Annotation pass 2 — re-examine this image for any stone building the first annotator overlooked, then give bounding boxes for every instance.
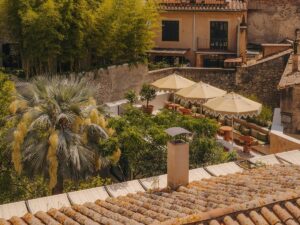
[248,0,300,44]
[278,41,300,134]
[149,0,248,67]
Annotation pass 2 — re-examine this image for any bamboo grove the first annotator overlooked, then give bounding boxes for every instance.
[0,0,159,78]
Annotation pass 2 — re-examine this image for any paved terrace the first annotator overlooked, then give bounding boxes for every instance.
[1,150,300,224]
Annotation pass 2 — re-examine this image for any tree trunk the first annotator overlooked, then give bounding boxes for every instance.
[52,173,64,195]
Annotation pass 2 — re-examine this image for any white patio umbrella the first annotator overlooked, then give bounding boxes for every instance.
[203,92,262,148]
[151,73,195,92]
[175,81,227,104]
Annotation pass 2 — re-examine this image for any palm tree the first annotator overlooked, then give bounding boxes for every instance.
[9,76,120,194]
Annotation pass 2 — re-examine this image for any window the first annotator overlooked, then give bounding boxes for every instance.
[2,43,21,68]
[162,20,179,42]
[210,21,228,50]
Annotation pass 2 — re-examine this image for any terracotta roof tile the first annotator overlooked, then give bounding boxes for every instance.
[3,164,300,224]
[158,0,247,12]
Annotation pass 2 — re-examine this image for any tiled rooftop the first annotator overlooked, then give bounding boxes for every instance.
[1,150,300,224]
[158,0,247,12]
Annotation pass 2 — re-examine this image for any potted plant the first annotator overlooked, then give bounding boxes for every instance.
[140,84,156,114]
[124,90,138,105]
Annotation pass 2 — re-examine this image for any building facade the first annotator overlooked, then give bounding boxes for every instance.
[248,0,300,44]
[278,41,300,134]
[150,0,248,67]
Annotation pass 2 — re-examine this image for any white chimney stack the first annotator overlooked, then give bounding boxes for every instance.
[167,141,189,189]
[165,127,191,190]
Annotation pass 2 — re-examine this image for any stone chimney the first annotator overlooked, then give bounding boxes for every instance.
[292,39,300,73]
[293,40,300,73]
[292,54,299,73]
[165,127,190,190]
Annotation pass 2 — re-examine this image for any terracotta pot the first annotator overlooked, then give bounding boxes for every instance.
[142,105,154,115]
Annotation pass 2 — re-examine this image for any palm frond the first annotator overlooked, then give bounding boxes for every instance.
[88,124,109,139]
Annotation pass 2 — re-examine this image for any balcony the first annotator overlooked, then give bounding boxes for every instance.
[197,37,228,51]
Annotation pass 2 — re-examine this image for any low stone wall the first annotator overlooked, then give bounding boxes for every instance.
[269,108,300,153]
[84,64,148,104]
[269,132,300,154]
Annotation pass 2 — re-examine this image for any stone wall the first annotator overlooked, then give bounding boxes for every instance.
[148,67,237,91]
[280,81,300,134]
[84,64,148,104]
[89,65,237,104]
[235,51,291,108]
[248,0,300,43]
[86,51,290,108]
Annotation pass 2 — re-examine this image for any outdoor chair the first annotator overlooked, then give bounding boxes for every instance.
[178,107,192,115]
[164,101,172,109]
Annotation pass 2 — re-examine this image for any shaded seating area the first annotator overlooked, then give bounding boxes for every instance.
[164,100,206,118]
[203,92,263,154]
[218,117,269,153]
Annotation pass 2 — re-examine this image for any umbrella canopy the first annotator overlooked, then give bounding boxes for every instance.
[203,92,262,118]
[175,81,227,103]
[151,74,195,92]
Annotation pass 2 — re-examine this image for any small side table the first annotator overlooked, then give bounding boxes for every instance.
[239,135,254,153]
[220,126,233,142]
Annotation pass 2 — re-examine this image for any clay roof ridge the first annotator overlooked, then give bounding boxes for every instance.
[158,190,300,225]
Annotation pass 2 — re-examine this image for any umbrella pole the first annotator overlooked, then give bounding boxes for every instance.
[231,117,234,150]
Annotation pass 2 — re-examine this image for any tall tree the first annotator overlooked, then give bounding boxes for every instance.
[3,0,159,75]
[59,0,91,72]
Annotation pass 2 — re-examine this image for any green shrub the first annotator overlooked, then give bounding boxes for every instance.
[245,94,273,127]
[124,90,138,105]
[108,108,231,180]
[0,72,14,124]
[140,84,156,108]
[148,61,172,71]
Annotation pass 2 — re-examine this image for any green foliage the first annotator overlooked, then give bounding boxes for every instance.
[0,172,49,204]
[140,84,156,107]
[153,109,219,138]
[2,0,159,77]
[0,72,15,124]
[109,107,233,180]
[0,171,111,204]
[98,137,120,158]
[64,176,111,193]
[148,61,172,71]
[0,72,15,170]
[9,76,116,193]
[246,94,273,127]
[190,138,236,167]
[124,90,138,105]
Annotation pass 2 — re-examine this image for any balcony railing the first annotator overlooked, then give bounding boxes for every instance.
[197,37,228,50]
[210,39,228,50]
